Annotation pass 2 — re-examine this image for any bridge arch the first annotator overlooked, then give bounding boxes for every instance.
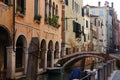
[56,52,113,68]
[62,54,105,68]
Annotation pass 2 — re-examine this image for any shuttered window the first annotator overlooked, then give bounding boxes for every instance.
[73,21,76,32]
[34,0,38,16]
[86,20,88,28]
[82,8,84,17]
[65,0,68,5]
[73,21,81,32]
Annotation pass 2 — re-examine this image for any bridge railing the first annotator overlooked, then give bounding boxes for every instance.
[79,73,91,80]
[87,59,116,80]
[78,59,116,80]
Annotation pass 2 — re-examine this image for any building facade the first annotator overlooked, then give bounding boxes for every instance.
[62,0,84,55]
[83,5,104,52]
[0,0,63,79]
[87,1,113,53]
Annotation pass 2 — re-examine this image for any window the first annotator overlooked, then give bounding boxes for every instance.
[84,34,86,42]
[55,5,58,16]
[99,10,104,16]
[82,8,84,17]
[91,11,95,15]
[3,0,11,5]
[52,2,55,17]
[34,0,41,22]
[73,21,76,32]
[34,0,39,19]
[45,0,48,21]
[73,21,81,32]
[49,0,52,17]
[65,0,68,5]
[72,0,74,10]
[16,0,26,14]
[86,20,88,28]
[74,2,80,14]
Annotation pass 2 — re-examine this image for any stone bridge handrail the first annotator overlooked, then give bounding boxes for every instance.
[56,52,113,67]
[79,73,91,80]
[86,59,116,80]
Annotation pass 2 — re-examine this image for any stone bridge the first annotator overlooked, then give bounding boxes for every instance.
[53,52,116,80]
[55,52,113,67]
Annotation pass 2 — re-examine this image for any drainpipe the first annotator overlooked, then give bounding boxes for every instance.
[13,0,15,52]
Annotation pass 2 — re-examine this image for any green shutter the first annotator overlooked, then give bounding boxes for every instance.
[34,0,38,16]
[82,8,84,17]
[73,21,76,32]
[24,0,26,14]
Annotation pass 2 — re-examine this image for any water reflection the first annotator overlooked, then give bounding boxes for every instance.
[17,72,69,80]
[37,72,69,80]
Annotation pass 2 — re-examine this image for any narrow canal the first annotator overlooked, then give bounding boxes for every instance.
[17,71,70,80]
[17,57,100,80]
[37,72,69,80]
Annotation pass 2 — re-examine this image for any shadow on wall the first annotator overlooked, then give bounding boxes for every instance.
[26,37,39,80]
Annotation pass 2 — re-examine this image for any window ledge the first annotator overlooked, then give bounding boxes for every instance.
[34,20,41,24]
[16,12,25,18]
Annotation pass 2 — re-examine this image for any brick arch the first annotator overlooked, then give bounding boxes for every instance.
[15,35,27,72]
[0,26,12,71]
[0,25,12,46]
[54,41,59,59]
[39,39,46,69]
[47,40,53,67]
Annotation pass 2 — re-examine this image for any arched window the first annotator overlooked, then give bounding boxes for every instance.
[55,5,58,16]
[49,0,52,17]
[45,0,49,21]
[52,2,55,17]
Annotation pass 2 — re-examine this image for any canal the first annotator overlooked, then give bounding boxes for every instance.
[37,72,69,80]
[17,58,100,80]
[17,71,70,80]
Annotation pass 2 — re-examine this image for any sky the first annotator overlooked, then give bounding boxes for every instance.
[83,0,120,20]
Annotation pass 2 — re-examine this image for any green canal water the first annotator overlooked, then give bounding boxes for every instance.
[17,72,69,80]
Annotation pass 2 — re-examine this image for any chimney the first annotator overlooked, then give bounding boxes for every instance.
[98,1,101,7]
[104,1,109,7]
[111,2,113,8]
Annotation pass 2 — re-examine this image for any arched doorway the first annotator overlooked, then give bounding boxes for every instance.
[39,39,46,69]
[47,40,53,67]
[0,26,11,71]
[15,35,27,72]
[54,41,59,59]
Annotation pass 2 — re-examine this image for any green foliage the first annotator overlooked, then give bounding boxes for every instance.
[47,15,60,28]
[16,6,22,11]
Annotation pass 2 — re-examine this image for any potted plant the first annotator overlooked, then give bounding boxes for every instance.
[16,6,22,14]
